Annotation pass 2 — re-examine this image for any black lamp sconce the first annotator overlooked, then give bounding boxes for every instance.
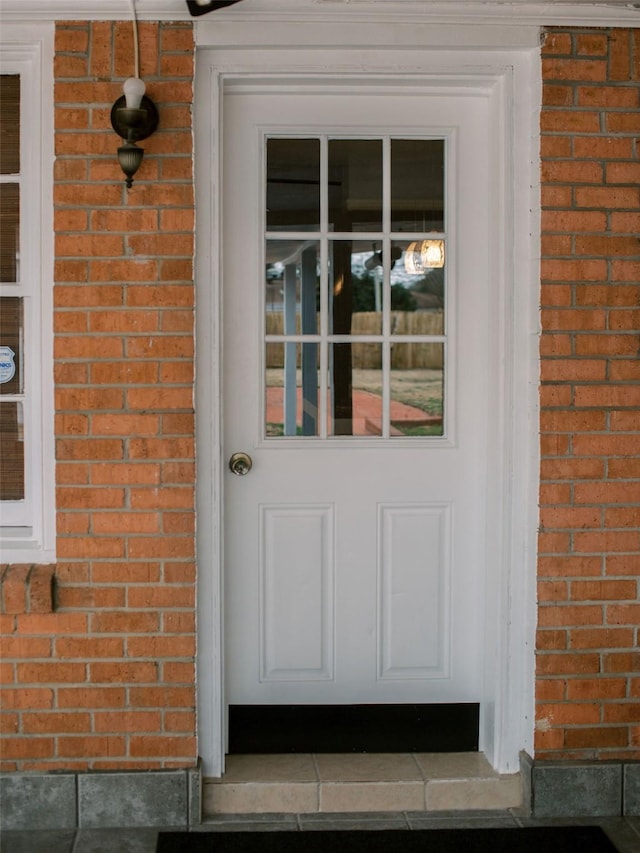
[110,77,159,188]
[186,0,244,15]
[110,0,243,186]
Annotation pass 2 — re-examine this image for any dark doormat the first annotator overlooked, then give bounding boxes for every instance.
[156,826,618,853]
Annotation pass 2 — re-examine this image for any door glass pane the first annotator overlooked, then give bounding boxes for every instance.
[392,238,445,329]
[0,184,20,283]
[0,297,23,395]
[266,343,320,437]
[329,343,382,437]
[266,240,319,335]
[0,76,20,174]
[266,139,320,232]
[391,139,444,232]
[390,343,444,437]
[328,139,382,232]
[0,402,24,500]
[330,240,383,335]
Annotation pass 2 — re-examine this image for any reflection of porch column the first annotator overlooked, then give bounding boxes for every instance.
[283,263,297,436]
[331,240,353,435]
[301,247,318,436]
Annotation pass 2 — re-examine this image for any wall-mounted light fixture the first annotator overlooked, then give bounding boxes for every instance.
[404,239,445,274]
[110,77,159,188]
[186,0,244,15]
[110,1,159,188]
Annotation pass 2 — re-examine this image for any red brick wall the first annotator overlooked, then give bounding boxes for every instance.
[1,21,197,771]
[1,22,638,773]
[536,28,640,761]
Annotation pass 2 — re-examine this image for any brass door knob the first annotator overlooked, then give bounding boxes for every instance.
[229,451,252,476]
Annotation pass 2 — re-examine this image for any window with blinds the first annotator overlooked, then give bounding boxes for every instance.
[1,25,55,561]
[0,75,25,503]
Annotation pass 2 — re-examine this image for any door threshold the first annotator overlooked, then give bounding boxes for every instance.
[203,752,522,815]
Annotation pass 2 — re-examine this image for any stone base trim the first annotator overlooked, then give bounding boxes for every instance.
[3,758,638,826]
[0,763,201,829]
[523,757,640,818]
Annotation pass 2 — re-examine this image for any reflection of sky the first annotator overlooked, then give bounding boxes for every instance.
[267,252,428,289]
[351,251,420,288]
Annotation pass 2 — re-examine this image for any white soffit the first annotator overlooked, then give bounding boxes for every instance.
[1,0,640,24]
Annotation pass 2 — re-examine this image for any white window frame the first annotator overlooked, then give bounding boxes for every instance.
[0,23,55,563]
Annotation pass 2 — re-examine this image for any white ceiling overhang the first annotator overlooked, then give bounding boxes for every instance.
[1,0,639,23]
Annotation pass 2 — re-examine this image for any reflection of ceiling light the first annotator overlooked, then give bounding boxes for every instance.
[404,239,445,274]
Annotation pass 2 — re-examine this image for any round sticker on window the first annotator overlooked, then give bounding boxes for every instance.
[0,347,16,384]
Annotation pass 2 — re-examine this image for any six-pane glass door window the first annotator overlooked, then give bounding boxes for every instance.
[264,137,445,439]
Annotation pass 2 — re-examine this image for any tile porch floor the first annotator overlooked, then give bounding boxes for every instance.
[2,812,639,852]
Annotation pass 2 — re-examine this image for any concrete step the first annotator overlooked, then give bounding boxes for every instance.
[203,753,522,815]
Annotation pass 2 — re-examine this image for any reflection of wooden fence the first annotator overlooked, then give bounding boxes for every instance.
[266,311,444,369]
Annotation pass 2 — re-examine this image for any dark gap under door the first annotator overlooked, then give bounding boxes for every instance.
[228,703,479,753]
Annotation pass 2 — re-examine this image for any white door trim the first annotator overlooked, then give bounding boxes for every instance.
[195,31,541,779]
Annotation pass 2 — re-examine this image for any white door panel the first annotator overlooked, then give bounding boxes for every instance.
[223,87,491,707]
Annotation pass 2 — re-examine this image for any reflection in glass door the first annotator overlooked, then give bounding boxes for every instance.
[264,137,446,439]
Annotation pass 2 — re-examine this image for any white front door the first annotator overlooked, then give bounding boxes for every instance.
[223,84,493,710]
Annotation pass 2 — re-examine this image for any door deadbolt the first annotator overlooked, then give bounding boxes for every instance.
[229,451,252,476]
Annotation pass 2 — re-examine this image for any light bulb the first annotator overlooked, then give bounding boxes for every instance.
[123,77,146,110]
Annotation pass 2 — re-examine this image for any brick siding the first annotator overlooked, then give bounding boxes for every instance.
[1,566,54,615]
[1,20,196,771]
[536,27,640,761]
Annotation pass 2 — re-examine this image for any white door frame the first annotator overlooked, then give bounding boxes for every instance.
[195,19,541,779]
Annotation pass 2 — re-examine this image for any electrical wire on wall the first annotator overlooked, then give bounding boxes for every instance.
[130,0,140,79]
